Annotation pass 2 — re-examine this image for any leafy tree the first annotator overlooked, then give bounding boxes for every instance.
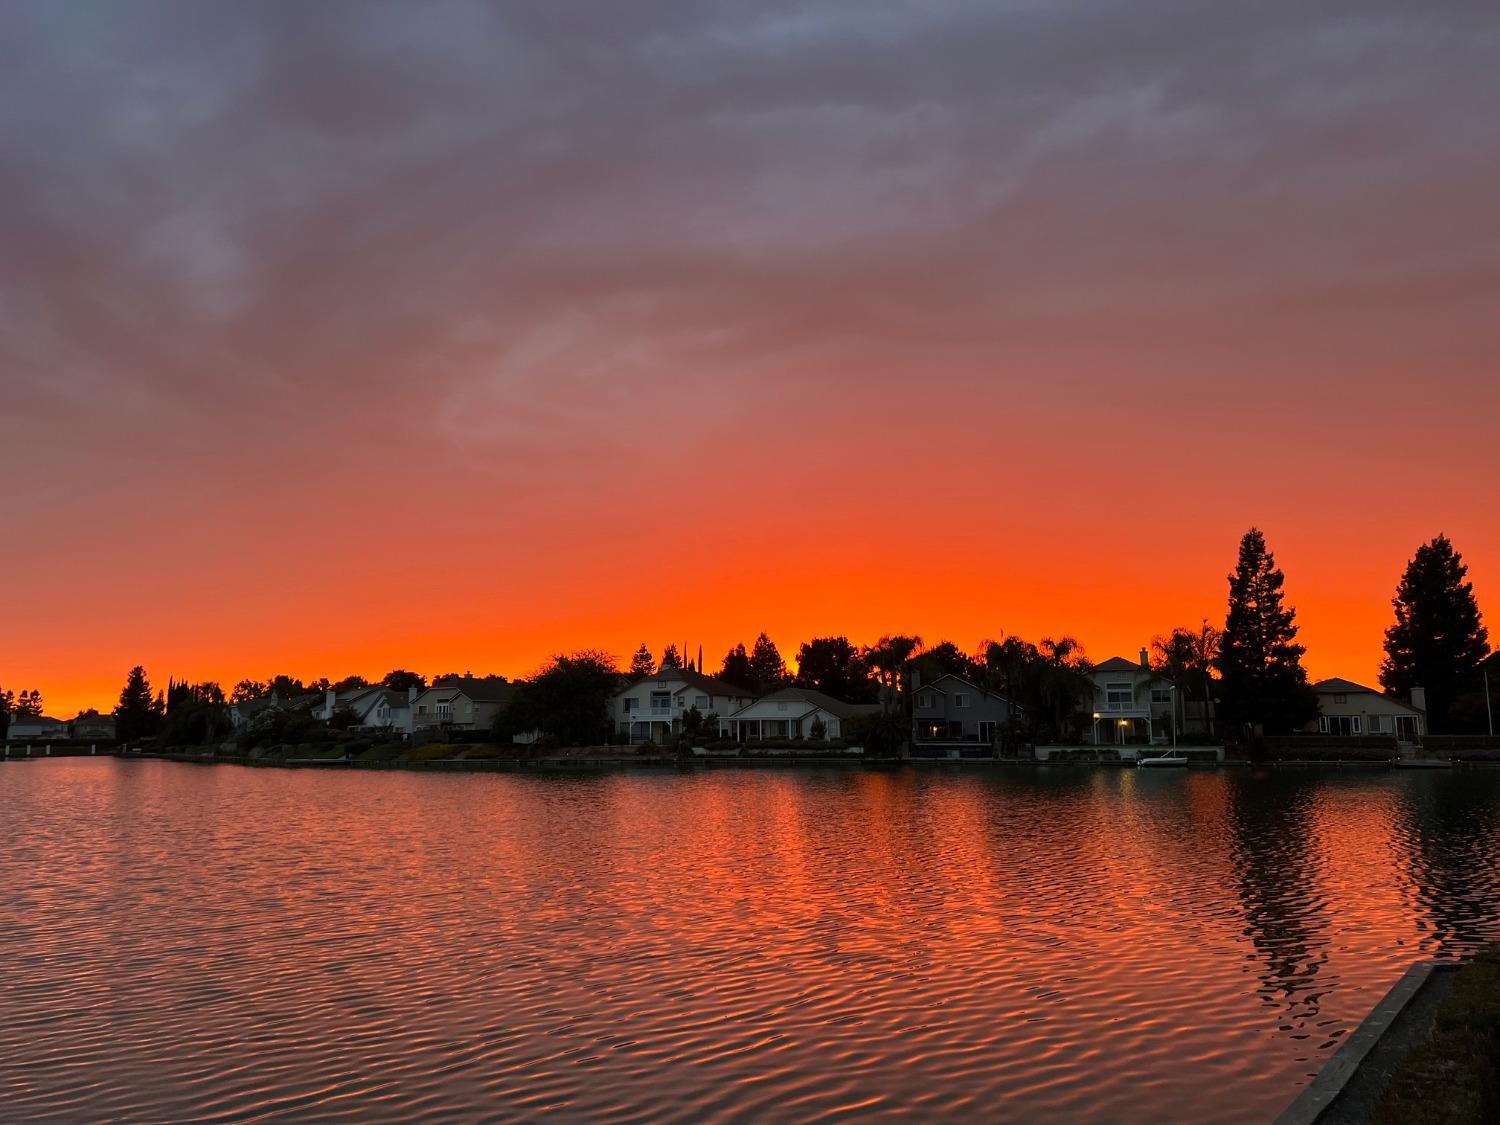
[307,677,333,694]
[497,651,619,747]
[0,687,12,739]
[13,688,43,718]
[1380,535,1490,733]
[717,644,757,692]
[847,710,908,758]
[380,669,426,692]
[793,636,877,702]
[910,639,976,686]
[1217,528,1318,735]
[331,675,369,693]
[748,632,790,692]
[231,679,267,703]
[629,644,656,678]
[160,681,231,746]
[266,675,307,698]
[115,666,163,742]
[659,644,683,670]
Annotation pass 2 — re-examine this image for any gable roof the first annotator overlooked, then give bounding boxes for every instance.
[1093,656,1148,674]
[432,676,515,704]
[1313,678,1425,713]
[732,687,881,720]
[919,673,1013,704]
[622,667,754,700]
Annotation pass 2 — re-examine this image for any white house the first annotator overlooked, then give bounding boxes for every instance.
[1309,678,1425,741]
[6,715,69,740]
[613,668,757,743]
[721,687,880,742]
[1086,651,1176,746]
[313,686,417,734]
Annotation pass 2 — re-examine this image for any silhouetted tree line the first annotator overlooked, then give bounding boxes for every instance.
[25,528,1490,752]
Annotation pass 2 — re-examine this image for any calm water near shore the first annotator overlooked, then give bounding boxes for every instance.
[4,760,1500,1123]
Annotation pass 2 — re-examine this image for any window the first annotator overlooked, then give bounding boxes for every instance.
[695,695,709,709]
[1151,688,1172,705]
[437,702,451,717]
[955,693,970,709]
[650,692,671,711]
[916,693,933,709]
[623,698,636,714]
[777,702,787,712]
[1106,683,1133,708]
[1334,694,1347,704]
[1367,715,1384,733]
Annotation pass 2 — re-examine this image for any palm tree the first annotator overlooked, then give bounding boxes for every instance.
[1037,636,1092,741]
[863,634,923,715]
[1153,621,1222,737]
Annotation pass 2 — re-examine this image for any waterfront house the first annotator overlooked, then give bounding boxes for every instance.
[1086,651,1176,745]
[614,667,756,743]
[721,687,879,742]
[1307,678,1425,741]
[410,676,515,737]
[313,686,415,733]
[227,692,319,730]
[70,710,116,741]
[910,672,1018,755]
[7,715,69,740]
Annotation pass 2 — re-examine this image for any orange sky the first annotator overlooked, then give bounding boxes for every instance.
[2,2,1497,717]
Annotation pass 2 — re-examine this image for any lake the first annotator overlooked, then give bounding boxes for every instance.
[3,759,1500,1122]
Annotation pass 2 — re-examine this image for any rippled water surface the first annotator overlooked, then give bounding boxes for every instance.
[5,760,1500,1122]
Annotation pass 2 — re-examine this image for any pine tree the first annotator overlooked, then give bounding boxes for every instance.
[1380,535,1490,733]
[1216,528,1318,735]
[659,644,682,670]
[628,644,655,678]
[115,666,162,742]
[748,632,789,692]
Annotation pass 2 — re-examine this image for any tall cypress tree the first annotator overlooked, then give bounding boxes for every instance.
[1216,528,1318,734]
[1380,535,1490,733]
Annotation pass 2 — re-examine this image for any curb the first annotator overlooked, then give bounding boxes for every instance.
[1274,960,1458,1125]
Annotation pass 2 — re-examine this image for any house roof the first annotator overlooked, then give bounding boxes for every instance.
[918,672,1014,705]
[732,687,881,720]
[429,676,515,704]
[1313,678,1425,713]
[1093,656,1148,674]
[624,668,754,700]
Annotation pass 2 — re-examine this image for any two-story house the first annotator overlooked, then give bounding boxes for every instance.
[1087,651,1175,746]
[614,668,756,743]
[410,676,515,737]
[910,672,1018,756]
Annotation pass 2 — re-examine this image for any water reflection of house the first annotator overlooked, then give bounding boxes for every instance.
[1084,651,1176,745]
[910,672,1017,756]
[1308,678,1425,742]
[721,688,878,742]
[613,668,755,744]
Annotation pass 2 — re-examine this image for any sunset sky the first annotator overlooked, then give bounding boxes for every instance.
[4,1,1497,716]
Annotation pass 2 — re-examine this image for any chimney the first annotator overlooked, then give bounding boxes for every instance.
[1411,686,1427,713]
[407,685,418,704]
[1139,647,1150,669]
[325,688,336,715]
[911,668,921,692]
